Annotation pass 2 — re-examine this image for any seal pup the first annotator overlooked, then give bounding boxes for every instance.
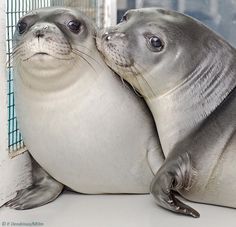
[5,7,164,210]
[96,8,236,217]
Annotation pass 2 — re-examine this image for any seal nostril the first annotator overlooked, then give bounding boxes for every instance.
[106,35,111,41]
[102,32,126,42]
[102,32,111,42]
[43,25,49,30]
[34,30,45,38]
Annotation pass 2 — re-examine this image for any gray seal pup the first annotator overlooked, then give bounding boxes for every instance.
[96,8,236,217]
[5,7,164,210]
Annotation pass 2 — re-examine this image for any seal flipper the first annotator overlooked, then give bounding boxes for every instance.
[5,157,64,210]
[150,153,200,218]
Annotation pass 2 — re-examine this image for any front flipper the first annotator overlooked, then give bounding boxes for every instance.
[5,157,64,210]
[150,153,200,218]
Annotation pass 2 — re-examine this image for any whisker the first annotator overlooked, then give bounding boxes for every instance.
[72,47,102,68]
[6,49,22,67]
[109,59,130,89]
[114,62,143,98]
[114,54,140,92]
[71,50,97,73]
[72,48,100,64]
[129,81,143,97]
[91,35,99,40]
[12,42,25,53]
[71,43,93,53]
[134,75,149,100]
[113,56,146,97]
[125,68,144,98]
[120,75,128,88]
[132,62,156,98]
[6,43,25,66]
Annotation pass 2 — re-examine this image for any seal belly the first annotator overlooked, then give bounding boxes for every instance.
[15,75,155,194]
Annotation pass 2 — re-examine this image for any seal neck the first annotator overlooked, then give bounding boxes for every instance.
[15,49,107,94]
[149,40,236,153]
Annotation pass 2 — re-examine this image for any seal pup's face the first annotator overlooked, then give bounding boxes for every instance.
[13,7,97,91]
[96,8,225,98]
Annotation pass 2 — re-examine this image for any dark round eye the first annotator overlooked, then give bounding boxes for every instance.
[148,36,164,51]
[67,20,81,34]
[17,21,27,34]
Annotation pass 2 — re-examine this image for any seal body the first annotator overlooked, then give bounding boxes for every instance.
[96,8,236,217]
[6,7,164,209]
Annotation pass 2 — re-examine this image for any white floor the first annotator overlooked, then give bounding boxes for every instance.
[1,191,236,227]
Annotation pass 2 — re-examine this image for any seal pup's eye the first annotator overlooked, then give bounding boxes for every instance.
[17,21,27,34]
[148,36,164,52]
[67,20,81,34]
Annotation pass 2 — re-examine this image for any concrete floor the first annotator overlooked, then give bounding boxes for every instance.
[1,191,236,227]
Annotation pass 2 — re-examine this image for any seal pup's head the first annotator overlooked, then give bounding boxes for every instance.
[13,7,98,91]
[96,8,236,98]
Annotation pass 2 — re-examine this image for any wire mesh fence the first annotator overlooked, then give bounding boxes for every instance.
[6,0,106,155]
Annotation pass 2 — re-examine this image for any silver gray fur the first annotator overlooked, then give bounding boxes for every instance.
[96,8,236,218]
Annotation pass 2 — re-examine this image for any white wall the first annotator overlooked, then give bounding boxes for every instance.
[104,0,117,27]
[0,0,32,207]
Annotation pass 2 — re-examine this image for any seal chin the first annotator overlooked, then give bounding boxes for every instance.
[15,50,77,88]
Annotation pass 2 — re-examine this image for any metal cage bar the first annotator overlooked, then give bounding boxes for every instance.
[0,0,7,155]
[0,0,32,208]
[6,0,53,155]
